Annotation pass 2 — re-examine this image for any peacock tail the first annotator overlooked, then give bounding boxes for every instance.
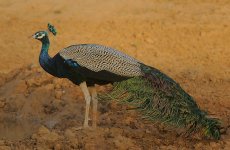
[99,63,221,140]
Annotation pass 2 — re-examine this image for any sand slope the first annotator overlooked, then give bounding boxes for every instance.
[0,0,229,149]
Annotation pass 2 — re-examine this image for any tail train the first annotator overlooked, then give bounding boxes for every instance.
[100,63,221,139]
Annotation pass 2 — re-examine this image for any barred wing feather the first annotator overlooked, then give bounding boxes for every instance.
[59,44,143,77]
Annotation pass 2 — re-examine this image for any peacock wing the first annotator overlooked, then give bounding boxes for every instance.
[59,44,143,77]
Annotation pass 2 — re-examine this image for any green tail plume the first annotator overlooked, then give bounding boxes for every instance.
[100,64,221,139]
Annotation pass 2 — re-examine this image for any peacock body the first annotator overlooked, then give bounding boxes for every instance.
[32,24,221,139]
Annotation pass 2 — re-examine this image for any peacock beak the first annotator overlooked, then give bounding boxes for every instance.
[29,34,36,39]
[32,34,36,39]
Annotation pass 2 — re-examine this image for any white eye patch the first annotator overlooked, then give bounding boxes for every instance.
[36,33,45,39]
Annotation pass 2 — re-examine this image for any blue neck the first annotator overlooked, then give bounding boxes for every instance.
[39,37,57,76]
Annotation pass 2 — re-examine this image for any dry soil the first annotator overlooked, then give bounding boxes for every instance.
[0,0,229,149]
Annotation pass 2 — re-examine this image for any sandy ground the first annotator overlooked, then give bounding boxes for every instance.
[0,0,229,149]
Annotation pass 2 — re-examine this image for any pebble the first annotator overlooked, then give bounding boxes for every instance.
[0,101,5,108]
[38,125,50,134]
[108,102,118,109]
[54,143,62,150]
[124,116,134,125]
[55,84,61,89]
[194,142,204,149]
[44,83,54,91]
[145,129,151,134]
[25,79,36,87]
[55,90,63,99]
[64,129,75,139]
[53,79,63,89]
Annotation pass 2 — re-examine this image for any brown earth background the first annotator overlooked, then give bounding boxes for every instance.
[0,0,229,149]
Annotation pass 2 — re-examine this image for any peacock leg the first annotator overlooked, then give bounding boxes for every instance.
[79,81,91,128]
[90,86,98,128]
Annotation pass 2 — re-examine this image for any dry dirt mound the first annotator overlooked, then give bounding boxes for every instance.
[0,0,230,149]
[0,65,229,149]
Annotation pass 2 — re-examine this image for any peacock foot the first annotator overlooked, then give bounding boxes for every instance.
[73,125,93,131]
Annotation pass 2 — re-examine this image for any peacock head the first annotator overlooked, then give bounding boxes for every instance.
[32,23,57,41]
[32,31,48,41]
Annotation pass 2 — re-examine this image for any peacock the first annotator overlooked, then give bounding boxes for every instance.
[32,23,221,139]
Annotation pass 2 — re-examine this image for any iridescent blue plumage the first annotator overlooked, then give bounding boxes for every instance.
[36,32,129,86]
[64,59,79,68]
[38,34,57,77]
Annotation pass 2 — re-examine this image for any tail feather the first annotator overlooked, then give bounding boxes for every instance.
[100,64,221,139]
